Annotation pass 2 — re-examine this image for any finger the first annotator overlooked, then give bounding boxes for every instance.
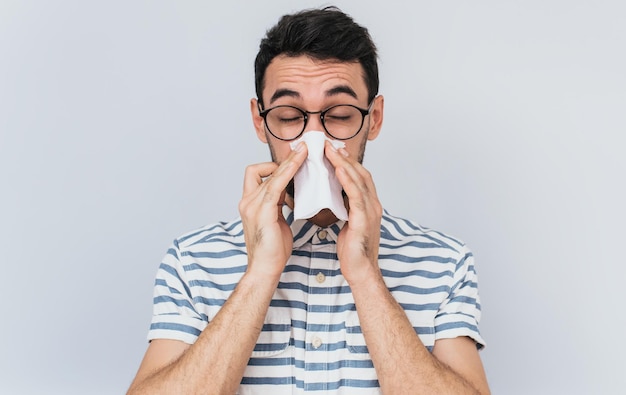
[263,142,307,191]
[258,144,308,225]
[243,162,278,197]
[325,142,374,197]
[245,142,308,206]
[325,143,383,224]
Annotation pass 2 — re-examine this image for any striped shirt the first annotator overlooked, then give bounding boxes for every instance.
[149,206,485,394]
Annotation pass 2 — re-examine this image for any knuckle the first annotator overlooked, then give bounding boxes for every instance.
[244,164,256,176]
[238,200,248,215]
[374,203,383,217]
[239,199,257,219]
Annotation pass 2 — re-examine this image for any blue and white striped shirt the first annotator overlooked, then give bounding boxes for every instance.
[149,206,485,394]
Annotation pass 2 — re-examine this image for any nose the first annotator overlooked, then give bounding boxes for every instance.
[303,110,325,134]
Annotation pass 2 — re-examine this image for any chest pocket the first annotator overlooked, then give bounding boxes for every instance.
[249,309,292,357]
[345,311,437,356]
[345,312,371,359]
[239,310,293,395]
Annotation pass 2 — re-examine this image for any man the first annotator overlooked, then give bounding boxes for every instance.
[128,6,489,395]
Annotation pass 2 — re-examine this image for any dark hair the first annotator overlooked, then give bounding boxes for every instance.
[254,6,379,107]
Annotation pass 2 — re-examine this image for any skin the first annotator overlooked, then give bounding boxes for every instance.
[127,55,490,395]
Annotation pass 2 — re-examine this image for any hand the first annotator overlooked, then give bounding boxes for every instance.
[324,141,383,285]
[238,143,308,280]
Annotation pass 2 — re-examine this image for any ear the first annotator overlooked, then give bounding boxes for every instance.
[367,95,384,141]
[250,98,268,143]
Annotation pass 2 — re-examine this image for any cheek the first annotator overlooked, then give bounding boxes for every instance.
[268,140,294,164]
[344,141,360,155]
[336,134,368,164]
[342,137,366,158]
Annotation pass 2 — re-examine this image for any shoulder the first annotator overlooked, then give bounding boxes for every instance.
[380,209,469,259]
[171,217,245,254]
[379,210,472,273]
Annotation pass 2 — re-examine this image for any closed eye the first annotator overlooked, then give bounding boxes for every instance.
[278,115,304,124]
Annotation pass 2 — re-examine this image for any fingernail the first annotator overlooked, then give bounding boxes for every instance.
[294,142,305,152]
[339,147,349,157]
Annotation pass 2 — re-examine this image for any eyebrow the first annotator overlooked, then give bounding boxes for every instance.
[268,84,359,106]
[326,85,358,99]
[269,89,300,104]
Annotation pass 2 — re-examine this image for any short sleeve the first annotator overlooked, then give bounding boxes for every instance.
[434,245,486,349]
[147,239,207,344]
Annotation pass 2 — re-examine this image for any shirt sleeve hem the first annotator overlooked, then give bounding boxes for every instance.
[435,328,486,350]
[147,315,207,345]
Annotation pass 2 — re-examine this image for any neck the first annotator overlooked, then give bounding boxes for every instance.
[285,194,348,228]
[309,209,339,227]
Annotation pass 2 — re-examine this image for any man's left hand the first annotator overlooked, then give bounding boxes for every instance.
[324,140,383,286]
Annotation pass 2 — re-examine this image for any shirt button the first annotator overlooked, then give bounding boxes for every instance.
[318,230,328,240]
[315,272,326,283]
[312,336,323,349]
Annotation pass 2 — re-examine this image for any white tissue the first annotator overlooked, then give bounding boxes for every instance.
[289,131,348,221]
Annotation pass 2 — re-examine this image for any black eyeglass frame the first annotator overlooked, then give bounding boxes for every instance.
[257,99,375,141]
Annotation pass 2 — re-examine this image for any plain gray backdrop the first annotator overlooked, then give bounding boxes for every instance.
[1,1,624,394]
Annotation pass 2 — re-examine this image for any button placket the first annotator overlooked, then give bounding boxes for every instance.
[303,233,337,389]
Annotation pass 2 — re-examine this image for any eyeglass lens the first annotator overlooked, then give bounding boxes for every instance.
[265,105,364,140]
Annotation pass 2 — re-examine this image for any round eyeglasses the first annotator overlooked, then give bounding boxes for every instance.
[258,100,374,141]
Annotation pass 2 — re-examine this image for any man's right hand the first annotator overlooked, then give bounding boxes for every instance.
[238,142,308,280]
[127,142,308,395]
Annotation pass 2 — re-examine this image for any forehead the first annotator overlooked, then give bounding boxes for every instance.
[262,55,368,104]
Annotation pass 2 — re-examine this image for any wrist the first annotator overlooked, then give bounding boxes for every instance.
[240,266,282,294]
[343,261,383,290]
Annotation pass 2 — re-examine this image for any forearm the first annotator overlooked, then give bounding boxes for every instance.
[128,273,278,395]
[350,270,482,395]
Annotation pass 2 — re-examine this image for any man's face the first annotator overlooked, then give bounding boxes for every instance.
[251,55,383,166]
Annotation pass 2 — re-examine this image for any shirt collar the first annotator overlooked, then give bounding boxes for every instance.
[283,204,345,248]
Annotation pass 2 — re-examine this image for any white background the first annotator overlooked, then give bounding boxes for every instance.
[1,1,624,394]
